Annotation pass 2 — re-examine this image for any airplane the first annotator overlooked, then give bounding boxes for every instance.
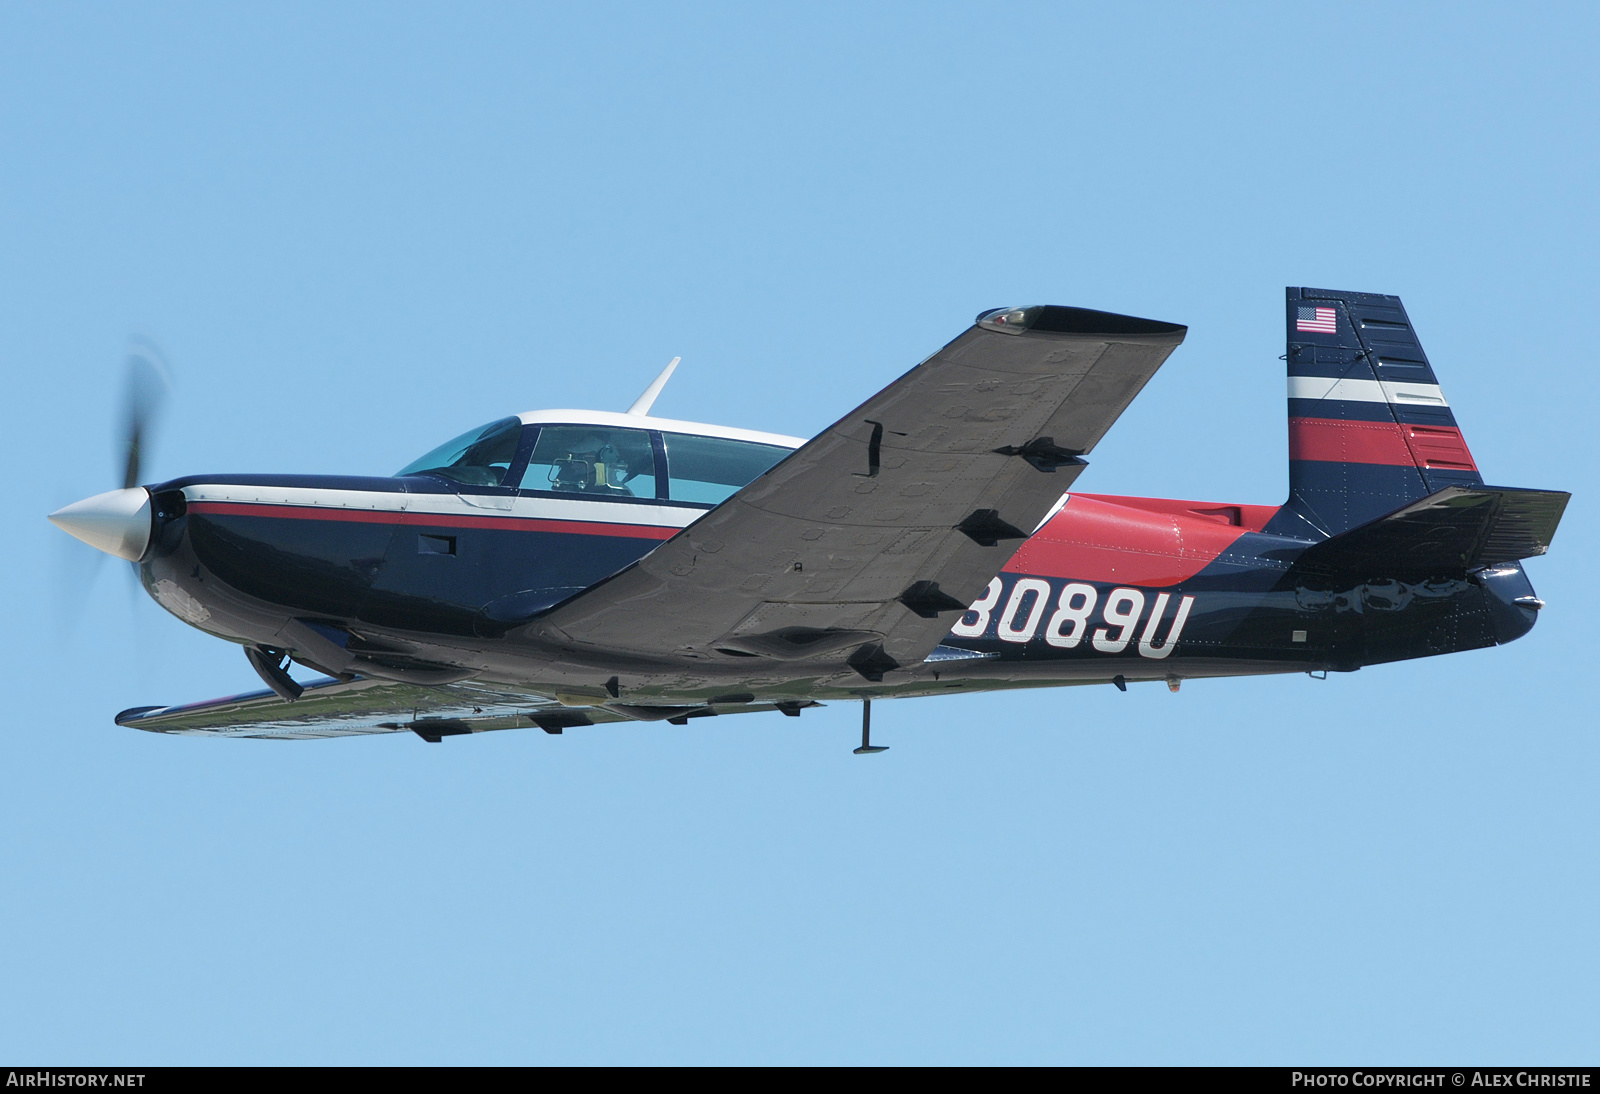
[48,287,1569,752]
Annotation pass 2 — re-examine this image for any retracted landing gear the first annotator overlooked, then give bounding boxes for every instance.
[853,699,888,755]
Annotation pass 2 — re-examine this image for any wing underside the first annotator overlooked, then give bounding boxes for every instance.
[117,675,814,739]
[529,305,1187,679]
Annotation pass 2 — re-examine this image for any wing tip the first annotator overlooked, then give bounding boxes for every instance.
[115,705,168,729]
[977,305,1186,339]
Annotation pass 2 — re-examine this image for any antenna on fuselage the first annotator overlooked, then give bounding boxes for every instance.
[853,699,888,755]
[626,357,680,416]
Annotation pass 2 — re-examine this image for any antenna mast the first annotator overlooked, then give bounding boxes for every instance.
[626,357,681,416]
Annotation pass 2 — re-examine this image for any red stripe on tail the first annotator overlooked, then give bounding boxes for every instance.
[1289,417,1478,471]
[1401,425,1477,471]
[1288,418,1414,466]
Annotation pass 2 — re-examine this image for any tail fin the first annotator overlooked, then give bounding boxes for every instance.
[1274,287,1482,539]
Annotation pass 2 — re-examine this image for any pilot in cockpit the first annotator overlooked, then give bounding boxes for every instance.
[550,435,639,496]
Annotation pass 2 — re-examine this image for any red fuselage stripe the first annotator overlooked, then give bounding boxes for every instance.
[186,501,680,540]
[1002,493,1264,587]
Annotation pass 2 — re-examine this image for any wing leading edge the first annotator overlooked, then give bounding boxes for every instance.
[528,305,1186,680]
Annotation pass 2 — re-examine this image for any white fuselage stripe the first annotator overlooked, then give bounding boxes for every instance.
[1287,377,1449,407]
[180,485,705,529]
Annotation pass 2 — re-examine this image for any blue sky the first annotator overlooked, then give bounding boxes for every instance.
[2,2,1596,1064]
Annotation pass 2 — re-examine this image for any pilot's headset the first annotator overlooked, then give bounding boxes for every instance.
[593,442,630,487]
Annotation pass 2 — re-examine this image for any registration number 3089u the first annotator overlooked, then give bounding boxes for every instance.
[950,578,1196,660]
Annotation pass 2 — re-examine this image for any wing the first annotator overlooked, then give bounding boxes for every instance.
[529,305,1186,678]
[117,675,815,740]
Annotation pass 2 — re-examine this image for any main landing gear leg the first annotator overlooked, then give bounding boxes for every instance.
[853,699,888,755]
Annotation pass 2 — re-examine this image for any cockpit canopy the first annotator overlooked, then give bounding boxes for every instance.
[396,416,798,507]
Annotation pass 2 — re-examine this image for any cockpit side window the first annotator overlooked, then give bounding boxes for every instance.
[520,425,658,499]
[395,417,523,486]
[662,433,792,506]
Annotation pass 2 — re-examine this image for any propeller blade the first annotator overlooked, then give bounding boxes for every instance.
[52,340,173,640]
[120,342,171,490]
[49,505,107,638]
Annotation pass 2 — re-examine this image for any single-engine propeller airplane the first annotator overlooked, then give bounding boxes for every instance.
[49,287,1569,751]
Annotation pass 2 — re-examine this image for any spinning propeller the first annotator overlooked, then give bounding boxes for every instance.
[49,343,171,562]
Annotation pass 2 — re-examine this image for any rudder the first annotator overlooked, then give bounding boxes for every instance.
[1273,286,1482,539]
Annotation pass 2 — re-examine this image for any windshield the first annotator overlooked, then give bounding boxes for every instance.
[395,417,522,486]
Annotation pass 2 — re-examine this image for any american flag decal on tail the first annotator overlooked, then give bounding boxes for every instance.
[1297,305,1337,333]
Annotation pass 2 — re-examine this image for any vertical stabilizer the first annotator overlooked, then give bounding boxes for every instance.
[1275,287,1482,539]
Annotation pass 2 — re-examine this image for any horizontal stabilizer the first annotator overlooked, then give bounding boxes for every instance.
[1292,486,1570,578]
